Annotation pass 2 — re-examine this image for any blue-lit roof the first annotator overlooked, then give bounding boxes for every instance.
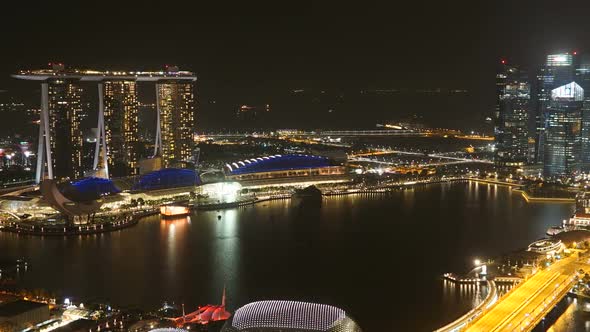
[132,168,200,191]
[225,154,332,175]
[61,177,121,201]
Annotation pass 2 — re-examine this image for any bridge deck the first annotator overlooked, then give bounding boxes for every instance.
[466,255,581,332]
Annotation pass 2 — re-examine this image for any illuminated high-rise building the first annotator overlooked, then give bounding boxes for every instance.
[47,79,84,179]
[103,80,139,176]
[535,53,577,164]
[543,82,584,176]
[495,62,530,167]
[156,80,196,167]
[576,55,590,172]
[13,64,196,182]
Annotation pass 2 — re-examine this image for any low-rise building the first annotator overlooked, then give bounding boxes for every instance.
[0,300,49,332]
[224,154,348,187]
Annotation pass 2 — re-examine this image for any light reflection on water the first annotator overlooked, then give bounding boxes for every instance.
[546,297,590,332]
[441,279,488,308]
[0,182,577,332]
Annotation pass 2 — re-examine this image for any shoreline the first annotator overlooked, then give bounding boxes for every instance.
[513,188,576,203]
[0,177,574,237]
[0,210,158,236]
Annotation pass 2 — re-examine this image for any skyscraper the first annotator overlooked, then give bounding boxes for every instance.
[156,80,196,167]
[576,55,590,171]
[581,100,590,171]
[535,53,576,164]
[543,82,584,176]
[103,80,139,176]
[47,79,84,179]
[14,64,197,181]
[495,62,530,167]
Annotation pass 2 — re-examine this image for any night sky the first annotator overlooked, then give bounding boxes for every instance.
[2,2,590,130]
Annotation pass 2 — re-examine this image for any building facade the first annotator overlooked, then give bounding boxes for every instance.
[0,300,50,332]
[157,81,196,167]
[224,154,348,188]
[536,53,577,164]
[576,56,590,171]
[14,65,197,183]
[543,82,584,176]
[221,300,362,332]
[103,80,139,176]
[47,79,84,179]
[495,64,530,167]
[582,100,590,171]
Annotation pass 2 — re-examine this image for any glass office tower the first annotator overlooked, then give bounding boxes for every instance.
[543,82,583,176]
[536,53,576,164]
[495,63,530,167]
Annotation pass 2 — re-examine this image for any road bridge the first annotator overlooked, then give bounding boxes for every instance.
[464,254,584,332]
[348,149,492,165]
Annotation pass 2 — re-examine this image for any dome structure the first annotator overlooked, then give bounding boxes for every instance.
[60,177,121,202]
[132,168,200,191]
[224,154,332,175]
[221,300,362,332]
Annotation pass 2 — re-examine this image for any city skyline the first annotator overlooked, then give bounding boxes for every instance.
[13,65,197,180]
[3,4,590,332]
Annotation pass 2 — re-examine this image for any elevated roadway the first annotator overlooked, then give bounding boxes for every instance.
[348,149,492,165]
[465,254,583,332]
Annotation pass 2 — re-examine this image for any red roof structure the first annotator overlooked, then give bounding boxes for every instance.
[173,288,231,326]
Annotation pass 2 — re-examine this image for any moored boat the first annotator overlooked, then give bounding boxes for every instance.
[160,204,190,218]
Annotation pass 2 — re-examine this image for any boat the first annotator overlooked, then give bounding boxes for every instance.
[566,212,590,226]
[546,212,590,236]
[546,226,566,236]
[160,204,190,218]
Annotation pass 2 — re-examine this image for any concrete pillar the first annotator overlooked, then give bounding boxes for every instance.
[93,83,109,178]
[154,83,162,157]
[41,82,53,179]
[35,85,46,184]
[93,83,103,170]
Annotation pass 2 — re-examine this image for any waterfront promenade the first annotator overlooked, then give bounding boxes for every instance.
[0,176,571,237]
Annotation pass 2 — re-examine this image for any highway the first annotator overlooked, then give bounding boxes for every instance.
[466,255,582,332]
[348,157,487,167]
[348,149,492,165]
[201,131,494,140]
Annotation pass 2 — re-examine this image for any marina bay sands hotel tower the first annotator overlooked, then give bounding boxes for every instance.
[13,64,197,182]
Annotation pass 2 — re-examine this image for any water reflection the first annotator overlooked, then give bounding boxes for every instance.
[547,297,590,331]
[440,279,488,325]
[211,209,239,302]
[0,183,575,331]
[160,216,190,297]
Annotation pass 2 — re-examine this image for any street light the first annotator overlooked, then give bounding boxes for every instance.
[474,259,481,266]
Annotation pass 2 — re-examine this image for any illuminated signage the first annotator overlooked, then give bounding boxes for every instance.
[547,53,573,67]
[551,82,584,101]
